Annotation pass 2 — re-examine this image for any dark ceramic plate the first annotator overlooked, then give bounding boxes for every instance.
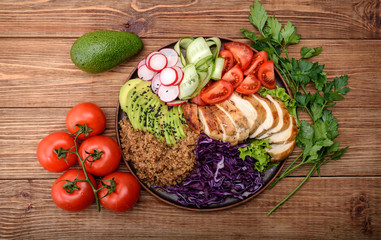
[115,37,291,211]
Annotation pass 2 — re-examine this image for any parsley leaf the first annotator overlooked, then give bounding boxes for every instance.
[300,46,322,59]
[249,0,268,34]
[281,21,300,47]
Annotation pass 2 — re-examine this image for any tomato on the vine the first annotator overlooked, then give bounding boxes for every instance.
[51,169,96,212]
[221,64,244,89]
[244,51,268,76]
[78,135,121,177]
[224,41,253,70]
[218,49,234,75]
[258,60,276,89]
[66,102,106,140]
[37,132,78,172]
[236,74,261,95]
[200,80,234,105]
[97,172,141,212]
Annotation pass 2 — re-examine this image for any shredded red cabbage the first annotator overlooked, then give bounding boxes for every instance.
[155,133,264,208]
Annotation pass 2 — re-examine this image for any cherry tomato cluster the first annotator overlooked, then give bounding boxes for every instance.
[192,42,276,106]
[37,102,140,212]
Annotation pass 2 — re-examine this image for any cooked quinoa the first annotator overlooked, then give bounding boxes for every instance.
[119,118,198,186]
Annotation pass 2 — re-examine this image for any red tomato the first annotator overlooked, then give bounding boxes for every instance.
[224,41,253,70]
[218,49,234,75]
[37,132,78,172]
[200,80,234,105]
[66,102,106,140]
[51,169,96,212]
[190,93,208,106]
[78,135,121,177]
[244,51,268,76]
[97,172,141,212]
[221,64,244,89]
[258,60,276,89]
[236,74,262,95]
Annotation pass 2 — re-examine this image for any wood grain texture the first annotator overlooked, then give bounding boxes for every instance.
[0,177,379,239]
[0,38,380,108]
[0,0,379,39]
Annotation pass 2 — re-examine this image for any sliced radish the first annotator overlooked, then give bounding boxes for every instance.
[151,73,161,94]
[167,100,187,106]
[147,53,168,72]
[172,66,184,85]
[158,85,179,103]
[138,64,156,81]
[138,59,145,68]
[160,67,178,86]
[175,60,184,68]
[145,51,160,70]
[159,48,179,67]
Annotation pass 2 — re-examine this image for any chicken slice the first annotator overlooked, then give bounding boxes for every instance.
[228,92,260,135]
[181,102,200,133]
[215,100,250,142]
[248,94,278,138]
[267,114,297,144]
[210,105,239,145]
[257,95,290,139]
[242,94,266,135]
[198,106,224,141]
[266,140,296,162]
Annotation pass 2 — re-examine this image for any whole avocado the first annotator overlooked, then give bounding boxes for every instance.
[70,30,143,73]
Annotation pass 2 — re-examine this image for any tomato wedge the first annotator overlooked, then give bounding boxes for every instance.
[200,80,234,105]
[244,51,268,76]
[258,60,276,89]
[236,74,261,95]
[224,42,253,70]
[190,93,208,106]
[221,64,244,89]
[218,49,234,75]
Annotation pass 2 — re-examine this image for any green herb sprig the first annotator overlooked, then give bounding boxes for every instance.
[241,0,350,215]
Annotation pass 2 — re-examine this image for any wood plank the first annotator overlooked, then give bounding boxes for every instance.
[0,107,380,179]
[0,0,379,39]
[0,177,379,239]
[0,38,380,108]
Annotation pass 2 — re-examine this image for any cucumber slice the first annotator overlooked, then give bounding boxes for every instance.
[211,57,225,80]
[178,64,200,100]
[174,37,194,67]
[185,37,213,65]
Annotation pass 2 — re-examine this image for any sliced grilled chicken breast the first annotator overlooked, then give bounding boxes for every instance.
[258,95,290,139]
[267,115,297,144]
[228,93,260,134]
[215,100,250,142]
[210,105,239,145]
[198,106,224,141]
[266,140,296,162]
[242,94,266,135]
[182,102,200,133]
[248,94,278,138]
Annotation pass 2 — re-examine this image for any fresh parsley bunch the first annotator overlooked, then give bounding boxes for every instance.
[241,0,350,215]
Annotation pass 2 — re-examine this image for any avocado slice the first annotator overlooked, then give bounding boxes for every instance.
[140,94,159,132]
[119,78,142,114]
[131,87,152,130]
[126,80,150,129]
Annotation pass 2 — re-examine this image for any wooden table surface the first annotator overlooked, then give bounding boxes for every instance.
[0,0,380,239]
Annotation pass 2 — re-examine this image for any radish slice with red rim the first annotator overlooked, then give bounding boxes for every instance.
[160,67,178,86]
[172,66,184,85]
[147,53,168,72]
[138,64,156,81]
[167,100,186,106]
[151,73,161,94]
[159,48,179,67]
[158,85,179,102]
[138,59,145,68]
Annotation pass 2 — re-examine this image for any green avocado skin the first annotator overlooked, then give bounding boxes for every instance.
[70,30,143,73]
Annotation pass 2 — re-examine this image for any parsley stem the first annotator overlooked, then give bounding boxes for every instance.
[269,152,302,189]
[267,163,318,216]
